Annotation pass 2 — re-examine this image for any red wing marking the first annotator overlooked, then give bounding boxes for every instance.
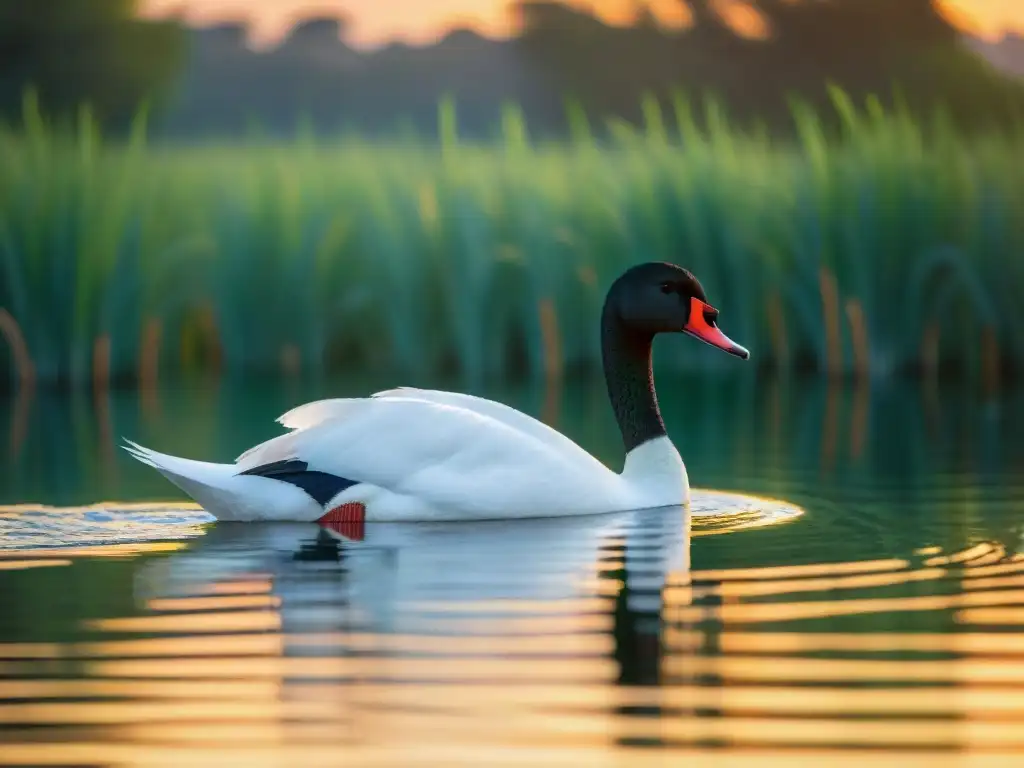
[317,502,366,541]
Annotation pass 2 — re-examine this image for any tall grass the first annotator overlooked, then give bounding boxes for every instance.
[1,91,1022,390]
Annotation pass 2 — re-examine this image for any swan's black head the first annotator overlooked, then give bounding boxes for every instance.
[605,262,749,360]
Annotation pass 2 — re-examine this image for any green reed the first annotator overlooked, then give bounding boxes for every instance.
[1,90,1022,390]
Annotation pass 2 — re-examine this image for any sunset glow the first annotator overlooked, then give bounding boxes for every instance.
[138,0,1024,48]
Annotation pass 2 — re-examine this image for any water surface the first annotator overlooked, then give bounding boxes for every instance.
[1,373,1023,765]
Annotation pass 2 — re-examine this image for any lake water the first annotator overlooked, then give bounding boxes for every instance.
[1,372,1023,765]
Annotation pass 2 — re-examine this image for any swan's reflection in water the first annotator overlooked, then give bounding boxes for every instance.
[117,506,695,759]
[137,504,690,647]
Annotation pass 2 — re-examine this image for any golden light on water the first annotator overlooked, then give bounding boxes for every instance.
[0,541,191,559]
[285,631,619,655]
[0,554,1016,730]
[693,557,911,581]
[145,593,282,611]
[0,745,1020,767]
[204,579,274,595]
[3,498,1024,761]
[0,559,72,571]
[0,502,208,556]
[0,678,279,700]
[719,631,1024,654]
[81,656,623,682]
[70,634,284,658]
[957,607,1024,624]
[86,610,282,634]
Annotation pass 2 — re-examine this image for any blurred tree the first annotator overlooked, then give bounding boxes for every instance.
[0,0,185,128]
[741,0,1021,129]
[630,1,662,31]
[514,0,1023,135]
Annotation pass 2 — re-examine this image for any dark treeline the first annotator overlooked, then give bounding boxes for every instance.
[2,0,1023,140]
[0,0,184,128]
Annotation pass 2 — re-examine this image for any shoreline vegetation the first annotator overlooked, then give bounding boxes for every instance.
[1,92,1022,394]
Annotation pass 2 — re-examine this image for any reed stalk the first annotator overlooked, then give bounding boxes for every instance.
[0,92,1020,388]
[981,326,1001,397]
[538,297,564,386]
[139,317,162,390]
[92,335,111,392]
[766,292,790,372]
[845,299,870,381]
[0,310,35,388]
[921,322,940,380]
[819,268,843,378]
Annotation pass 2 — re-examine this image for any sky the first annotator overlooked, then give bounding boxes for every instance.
[138,0,1024,49]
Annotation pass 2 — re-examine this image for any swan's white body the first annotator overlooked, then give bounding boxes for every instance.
[126,387,689,522]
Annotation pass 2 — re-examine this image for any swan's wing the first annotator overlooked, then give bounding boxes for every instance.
[373,388,575,449]
[275,398,363,431]
[274,386,597,461]
[235,397,608,505]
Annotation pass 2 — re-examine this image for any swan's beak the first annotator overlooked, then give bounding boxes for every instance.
[684,297,750,360]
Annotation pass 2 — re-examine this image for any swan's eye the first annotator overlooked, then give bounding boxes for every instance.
[660,282,674,294]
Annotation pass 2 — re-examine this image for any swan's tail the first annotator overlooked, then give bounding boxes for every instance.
[122,439,318,522]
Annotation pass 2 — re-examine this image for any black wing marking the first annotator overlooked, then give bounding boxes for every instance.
[239,459,359,506]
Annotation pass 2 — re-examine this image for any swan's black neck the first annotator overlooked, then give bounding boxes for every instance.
[601,301,666,455]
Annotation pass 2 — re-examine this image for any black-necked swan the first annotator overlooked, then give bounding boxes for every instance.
[125,262,749,523]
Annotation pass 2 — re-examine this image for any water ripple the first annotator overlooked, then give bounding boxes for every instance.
[0,502,213,551]
[0,489,801,553]
[2,533,1024,763]
[7,492,1024,762]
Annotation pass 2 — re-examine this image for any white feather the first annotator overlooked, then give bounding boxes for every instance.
[275,387,585,454]
[369,387,589,452]
[123,440,320,522]
[275,398,363,431]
